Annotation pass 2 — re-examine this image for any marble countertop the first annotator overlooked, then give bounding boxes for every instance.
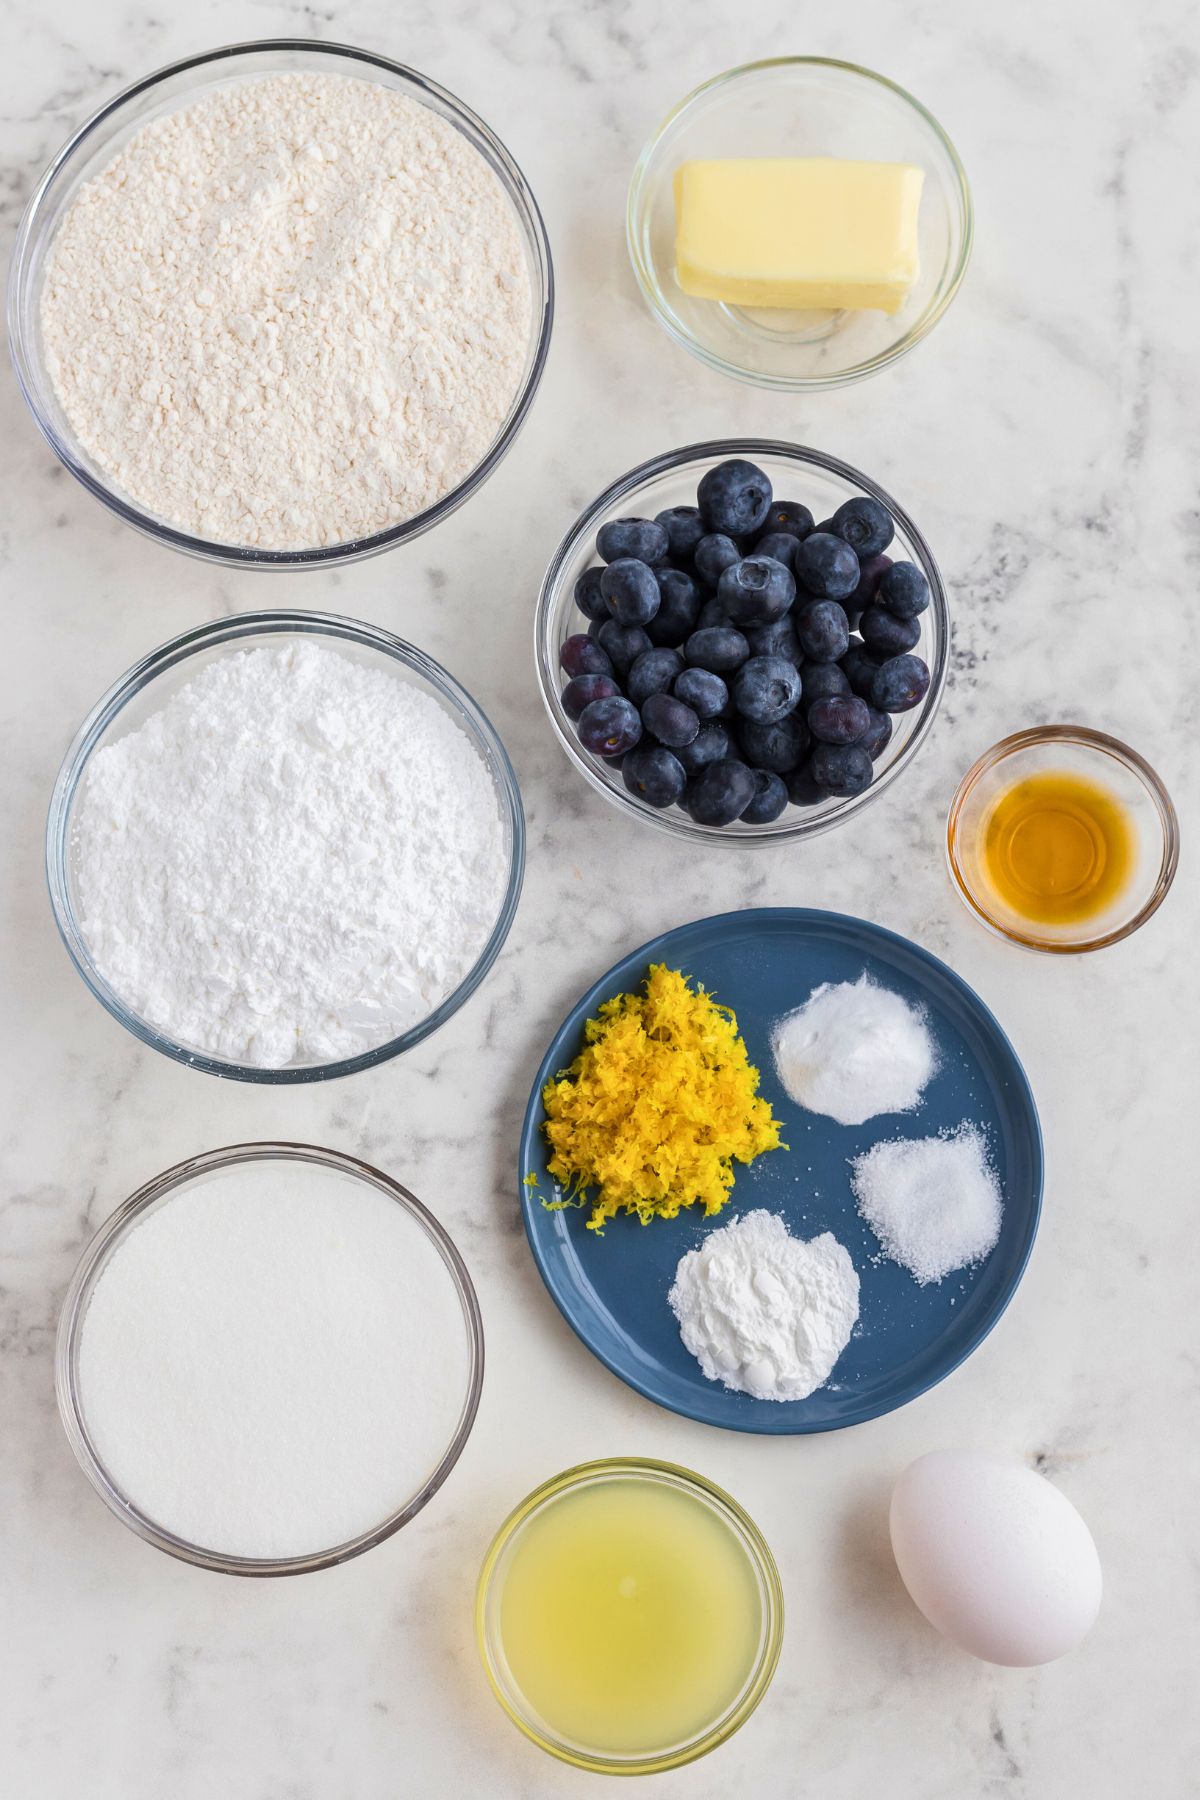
[2,1,1196,1795]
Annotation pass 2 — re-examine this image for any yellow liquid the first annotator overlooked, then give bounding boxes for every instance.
[494,1476,763,1758]
[979,769,1135,926]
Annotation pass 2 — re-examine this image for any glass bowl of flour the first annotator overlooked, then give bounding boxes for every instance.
[8,40,553,567]
[56,1142,484,1574]
[46,610,525,1080]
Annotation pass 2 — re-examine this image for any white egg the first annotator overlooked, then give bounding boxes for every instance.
[889,1449,1102,1666]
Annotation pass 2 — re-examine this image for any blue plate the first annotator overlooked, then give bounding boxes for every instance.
[519,908,1042,1434]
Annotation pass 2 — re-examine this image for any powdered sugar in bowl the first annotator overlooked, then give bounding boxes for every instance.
[46,611,525,1081]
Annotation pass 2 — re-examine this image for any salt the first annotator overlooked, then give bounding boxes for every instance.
[772,974,936,1127]
[850,1125,1003,1285]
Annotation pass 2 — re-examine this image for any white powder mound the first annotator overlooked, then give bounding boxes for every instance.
[772,973,936,1126]
[73,639,508,1067]
[40,72,532,549]
[668,1210,860,1403]
[78,1161,471,1559]
[850,1125,1004,1285]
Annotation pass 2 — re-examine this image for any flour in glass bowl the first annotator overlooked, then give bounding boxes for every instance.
[71,639,510,1067]
[39,72,533,550]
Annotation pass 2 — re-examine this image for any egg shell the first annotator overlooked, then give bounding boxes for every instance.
[889,1449,1102,1666]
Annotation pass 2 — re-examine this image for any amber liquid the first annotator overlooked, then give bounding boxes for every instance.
[979,770,1135,926]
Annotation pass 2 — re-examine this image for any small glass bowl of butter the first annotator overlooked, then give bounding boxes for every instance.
[627,58,972,390]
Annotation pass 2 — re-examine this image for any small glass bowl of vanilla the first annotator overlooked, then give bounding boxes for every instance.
[947,726,1179,953]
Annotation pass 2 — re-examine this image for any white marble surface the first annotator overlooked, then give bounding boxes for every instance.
[2,1,1197,1794]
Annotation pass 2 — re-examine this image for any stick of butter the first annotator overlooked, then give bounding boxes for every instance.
[674,158,925,314]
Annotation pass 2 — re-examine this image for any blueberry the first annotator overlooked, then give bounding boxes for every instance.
[732,655,803,724]
[860,706,893,761]
[878,561,931,619]
[794,532,862,601]
[641,692,700,748]
[846,551,892,618]
[646,567,700,647]
[744,618,802,667]
[794,600,850,663]
[596,516,670,565]
[675,721,733,775]
[574,565,609,622]
[871,653,931,713]
[697,459,773,539]
[627,646,684,706]
[801,662,850,703]
[654,505,706,562]
[758,499,814,543]
[577,695,642,758]
[601,558,660,625]
[562,673,619,719]
[859,604,921,657]
[560,633,613,679]
[830,495,895,558]
[622,745,687,809]
[673,666,728,719]
[751,531,799,570]
[694,533,742,590]
[685,626,750,674]
[840,639,883,700]
[807,694,871,745]
[597,619,652,677]
[717,556,797,627]
[813,518,837,534]
[737,712,809,773]
[810,741,873,796]
[686,758,756,826]
[740,769,789,825]
[696,595,731,630]
[586,615,605,642]
[786,758,826,807]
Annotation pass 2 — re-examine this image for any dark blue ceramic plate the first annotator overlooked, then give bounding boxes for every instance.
[519,908,1042,1434]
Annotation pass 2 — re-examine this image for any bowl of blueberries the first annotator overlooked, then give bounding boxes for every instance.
[535,440,948,840]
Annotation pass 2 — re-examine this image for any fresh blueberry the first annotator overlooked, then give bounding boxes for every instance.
[878,561,931,619]
[794,600,850,663]
[697,458,773,538]
[685,626,751,674]
[718,556,796,626]
[601,558,660,626]
[859,604,921,657]
[801,662,850,703]
[811,741,873,796]
[840,639,883,700]
[626,646,684,706]
[737,712,809,773]
[813,518,837,535]
[786,758,826,807]
[686,758,756,826]
[577,695,642,758]
[871,653,931,713]
[830,495,895,558]
[751,531,799,570]
[597,619,652,677]
[673,666,728,719]
[574,565,609,622]
[744,618,802,667]
[562,673,619,719]
[675,721,733,775]
[596,516,670,565]
[694,533,742,590]
[846,551,892,617]
[641,692,700,748]
[647,568,701,646]
[732,655,803,724]
[622,745,687,809]
[807,694,871,745]
[794,532,862,601]
[758,499,814,543]
[586,616,605,642]
[654,505,706,562]
[560,633,613,679]
[740,769,789,825]
[860,706,893,761]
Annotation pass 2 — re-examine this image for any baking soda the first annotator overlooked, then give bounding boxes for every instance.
[772,974,936,1127]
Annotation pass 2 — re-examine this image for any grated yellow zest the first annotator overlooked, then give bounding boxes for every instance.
[539,963,782,1231]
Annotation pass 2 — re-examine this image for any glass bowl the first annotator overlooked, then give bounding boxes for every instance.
[627,58,972,390]
[475,1458,783,1774]
[535,438,948,843]
[56,1142,485,1576]
[46,610,525,1080]
[7,39,554,567]
[947,726,1179,953]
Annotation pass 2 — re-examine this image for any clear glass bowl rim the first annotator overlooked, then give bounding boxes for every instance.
[46,608,526,1081]
[474,1455,784,1774]
[625,54,974,393]
[534,436,949,844]
[946,724,1180,953]
[7,37,555,568]
[55,1140,486,1577]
